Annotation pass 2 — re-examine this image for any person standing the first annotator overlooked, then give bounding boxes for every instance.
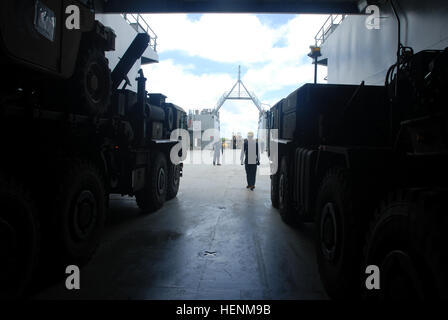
[213,139,222,166]
[240,132,260,190]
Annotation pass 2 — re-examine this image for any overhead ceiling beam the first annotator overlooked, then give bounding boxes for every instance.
[100,0,360,14]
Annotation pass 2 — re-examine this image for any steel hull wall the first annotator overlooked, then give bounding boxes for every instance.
[321,0,448,85]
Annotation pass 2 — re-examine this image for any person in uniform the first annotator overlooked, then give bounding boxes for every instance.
[240,132,260,190]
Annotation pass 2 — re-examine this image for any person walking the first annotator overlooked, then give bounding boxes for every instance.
[213,139,222,166]
[240,132,260,190]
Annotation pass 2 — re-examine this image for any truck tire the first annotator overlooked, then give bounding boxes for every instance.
[0,176,39,299]
[278,156,297,225]
[136,151,168,213]
[166,164,181,201]
[315,168,363,299]
[363,190,448,299]
[271,173,279,209]
[52,160,106,265]
[69,47,111,116]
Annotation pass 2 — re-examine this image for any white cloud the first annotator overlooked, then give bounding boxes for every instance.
[142,13,329,138]
[143,14,282,64]
[143,59,234,109]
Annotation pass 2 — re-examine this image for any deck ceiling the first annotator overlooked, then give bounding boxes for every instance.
[100,0,361,14]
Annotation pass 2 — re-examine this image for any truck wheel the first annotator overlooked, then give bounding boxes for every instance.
[166,164,181,201]
[278,156,297,225]
[270,173,279,209]
[363,190,447,299]
[69,47,111,116]
[53,161,106,265]
[136,152,168,213]
[315,168,362,299]
[0,176,39,299]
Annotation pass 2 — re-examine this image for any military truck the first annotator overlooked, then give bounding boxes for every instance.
[268,46,448,298]
[0,0,186,298]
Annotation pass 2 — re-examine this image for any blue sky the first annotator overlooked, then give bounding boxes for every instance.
[142,13,328,138]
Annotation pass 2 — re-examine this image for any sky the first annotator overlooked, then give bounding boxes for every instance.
[142,13,328,139]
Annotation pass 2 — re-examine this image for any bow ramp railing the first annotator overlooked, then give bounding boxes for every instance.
[314,14,346,47]
[122,13,158,52]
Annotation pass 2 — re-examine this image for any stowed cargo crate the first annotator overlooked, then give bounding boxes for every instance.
[277,83,389,147]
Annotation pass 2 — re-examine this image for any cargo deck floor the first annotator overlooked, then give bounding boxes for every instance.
[34,150,327,300]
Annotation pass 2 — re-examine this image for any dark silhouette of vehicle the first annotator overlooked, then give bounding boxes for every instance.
[268,47,448,299]
[0,0,186,298]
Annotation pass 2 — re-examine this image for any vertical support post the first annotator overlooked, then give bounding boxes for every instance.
[137,70,146,115]
[136,69,147,146]
[308,46,321,84]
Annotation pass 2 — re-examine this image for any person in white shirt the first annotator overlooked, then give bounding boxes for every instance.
[240,132,260,190]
